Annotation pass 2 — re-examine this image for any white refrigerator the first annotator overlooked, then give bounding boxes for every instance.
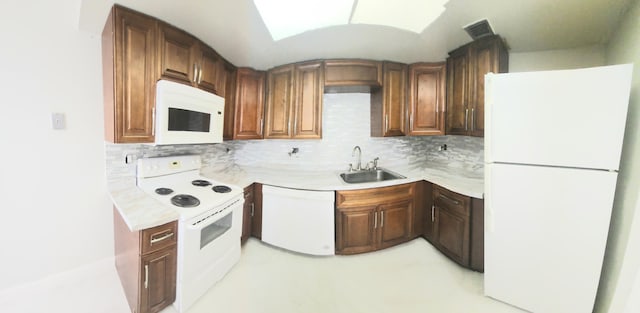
[484,64,633,313]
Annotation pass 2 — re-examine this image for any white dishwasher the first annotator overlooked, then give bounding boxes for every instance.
[261,185,335,256]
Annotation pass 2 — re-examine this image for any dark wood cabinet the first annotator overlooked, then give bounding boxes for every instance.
[424,184,484,272]
[407,62,446,136]
[446,35,508,137]
[157,23,224,95]
[222,62,237,140]
[114,208,177,313]
[371,61,407,137]
[336,183,415,255]
[324,59,382,93]
[264,61,323,139]
[251,183,263,239]
[233,68,266,140]
[241,184,255,244]
[102,5,157,143]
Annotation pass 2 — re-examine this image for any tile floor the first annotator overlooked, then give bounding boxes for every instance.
[164,238,525,313]
[0,238,525,313]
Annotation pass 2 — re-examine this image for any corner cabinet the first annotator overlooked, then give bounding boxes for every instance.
[407,62,446,136]
[264,61,323,139]
[102,5,157,143]
[335,183,415,255]
[424,184,484,272]
[446,35,508,137]
[233,68,266,140]
[113,208,177,313]
[371,61,407,137]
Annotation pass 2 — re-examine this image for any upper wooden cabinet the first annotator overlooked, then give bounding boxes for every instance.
[157,23,224,95]
[102,5,157,144]
[408,63,446,136]
[222,62,237,140]
[324,59,382,92]
[264,61,323,139]
[446,35,508,137]
[233,68,266,140]
[371,61,407,137]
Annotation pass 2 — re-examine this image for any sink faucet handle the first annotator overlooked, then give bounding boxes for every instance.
[373,157,379,169]
[348,163,353,172]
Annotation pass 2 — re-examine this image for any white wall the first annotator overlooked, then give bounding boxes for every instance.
[0,0,113,291]
[509,45,605,72]
[595,0,640,311]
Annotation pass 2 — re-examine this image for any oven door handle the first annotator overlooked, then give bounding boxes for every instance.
[187,200,242,230]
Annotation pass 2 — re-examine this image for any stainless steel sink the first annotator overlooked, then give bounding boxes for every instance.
[339,168,406,184]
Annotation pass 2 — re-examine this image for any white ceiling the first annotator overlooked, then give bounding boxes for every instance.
[78,0,633,70]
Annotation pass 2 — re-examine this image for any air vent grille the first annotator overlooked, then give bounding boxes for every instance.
[464,19,494,40]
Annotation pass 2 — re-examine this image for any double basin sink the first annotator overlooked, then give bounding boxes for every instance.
[340,168,406,184]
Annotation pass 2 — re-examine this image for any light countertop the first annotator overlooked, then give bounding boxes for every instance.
[110,164,483,231]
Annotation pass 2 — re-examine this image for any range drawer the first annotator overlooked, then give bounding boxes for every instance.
[433,185,470,217]
[141,220,178,255]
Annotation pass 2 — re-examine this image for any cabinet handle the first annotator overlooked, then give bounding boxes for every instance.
[293,118,297,135]
[193,64,198,83]
[385,115,389,132]
[431,205,435,222]
[471,108,475,131]
[381,211,384,227]
[144,265,149,289]
[465,108,469,131]
[439,194,461,205]
[197,66,203,84]
[250,203,255,217]
[260,118,264,134]
[374,212,378,229]
[409,113,414,131]
[151,106,156,136]
[150,232,174,245]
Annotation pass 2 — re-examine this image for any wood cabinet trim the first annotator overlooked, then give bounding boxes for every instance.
[336,183,415,208]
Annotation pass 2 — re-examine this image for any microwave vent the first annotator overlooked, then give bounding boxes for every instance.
[464,19,494,40]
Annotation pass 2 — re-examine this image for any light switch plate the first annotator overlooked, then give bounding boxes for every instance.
[51,113,65,130]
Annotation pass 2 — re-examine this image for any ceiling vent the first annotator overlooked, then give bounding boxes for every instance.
[464,19,494,40]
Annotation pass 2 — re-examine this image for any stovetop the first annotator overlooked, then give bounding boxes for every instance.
[136,156,243,221]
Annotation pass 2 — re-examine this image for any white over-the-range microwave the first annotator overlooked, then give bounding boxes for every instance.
[154,79,225,145]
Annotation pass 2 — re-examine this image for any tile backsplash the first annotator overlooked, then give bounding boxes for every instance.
[105,93,483,180]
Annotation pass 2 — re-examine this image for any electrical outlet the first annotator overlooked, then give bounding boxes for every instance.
[51,113,65,130]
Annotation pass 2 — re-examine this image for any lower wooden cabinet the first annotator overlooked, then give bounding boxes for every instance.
[335,183,415,255]
[424,184,484,272]
[113,208,177,313]
[241,184,255,244]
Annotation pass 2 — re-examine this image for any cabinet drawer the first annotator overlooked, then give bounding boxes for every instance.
[433,185,470,217]
[141,221,177,255]
[337,183,415,208]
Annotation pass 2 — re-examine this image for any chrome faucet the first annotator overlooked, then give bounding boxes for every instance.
[352,146,362,171]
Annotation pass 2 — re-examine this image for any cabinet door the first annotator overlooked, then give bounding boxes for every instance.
[222,63,237,140]
[470,37,506,137]
[139,246,176,313]
[234,68,265,140]
[335,206,378,255]
[196,43,222,94]
[420,182,434,242]
[408,63,446,136]
[324,59,382,87]
[242,184,254,244]
[377,61,407,137]
[105,6,157,143]
[264,65,295,138]
[251,183,263,239]
[293,61,323,139]
[433,186,470,266]
[378,200,413,249]
[446,49,470,135]
[157,23,197,85]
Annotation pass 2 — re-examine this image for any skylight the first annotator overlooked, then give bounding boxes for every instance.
[253,0,449,41]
